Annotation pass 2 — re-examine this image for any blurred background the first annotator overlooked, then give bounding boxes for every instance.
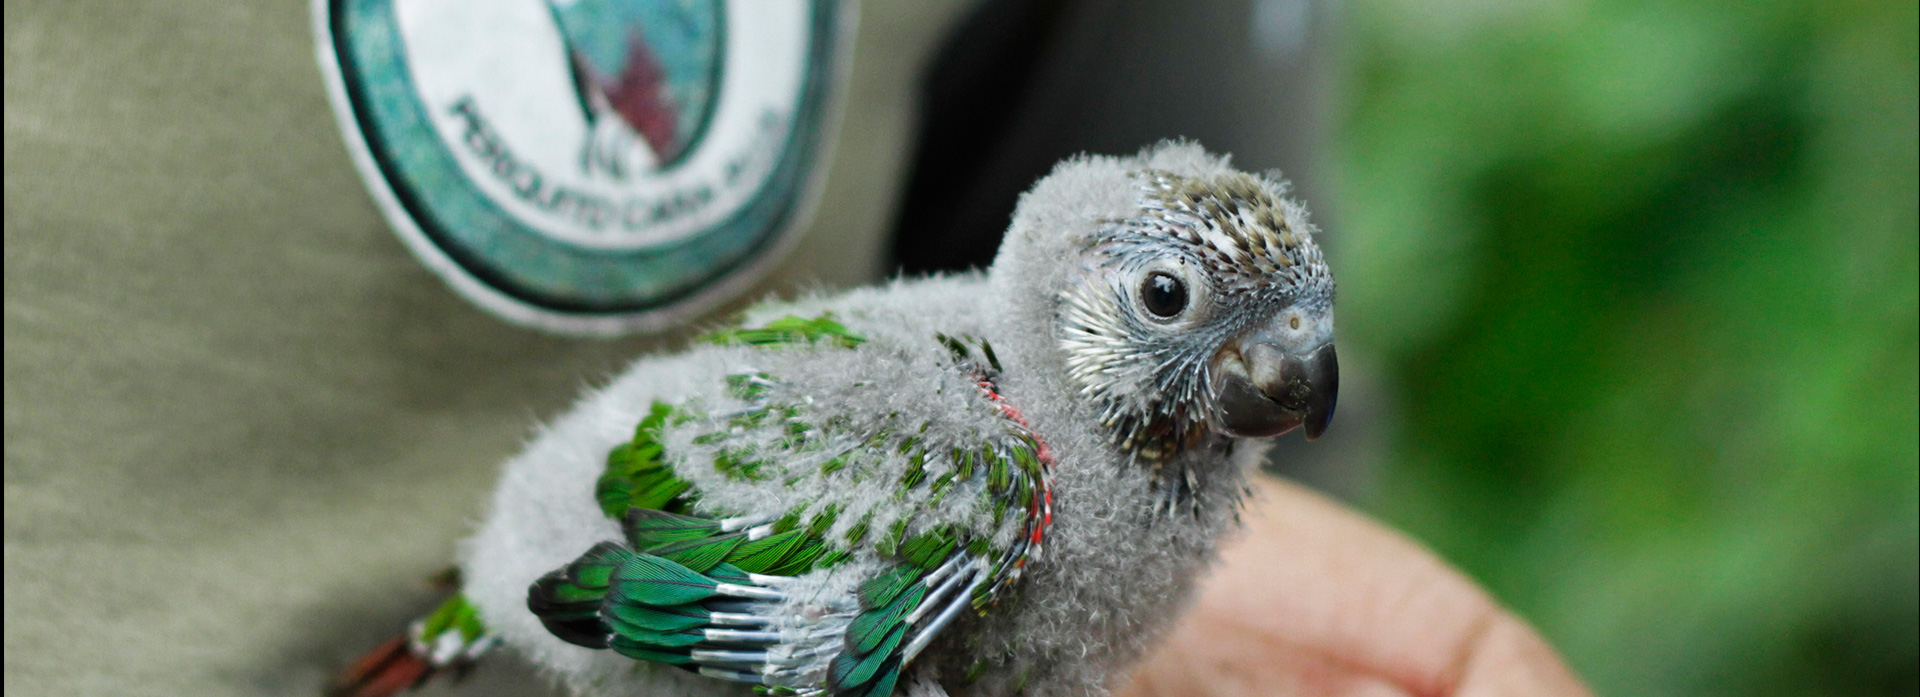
[888,0,1918,695]
[7,0,1914,695]
[1327,1,1916,695]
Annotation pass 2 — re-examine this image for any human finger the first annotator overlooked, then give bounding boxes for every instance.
[1113,475,1591,697]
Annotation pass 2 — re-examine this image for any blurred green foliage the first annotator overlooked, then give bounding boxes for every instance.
[1333,1,1917,695]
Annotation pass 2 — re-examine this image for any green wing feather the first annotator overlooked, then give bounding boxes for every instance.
[698,313,867,349]
[527,541,632,648]
[528,317,1041,696]
[622,509,723,545]
[530,500,841,641]
[846,585,928,654]
[598,403,696,518]
[832,624,908,686]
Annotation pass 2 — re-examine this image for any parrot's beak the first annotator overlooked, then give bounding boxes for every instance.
[1210,333,1339,440]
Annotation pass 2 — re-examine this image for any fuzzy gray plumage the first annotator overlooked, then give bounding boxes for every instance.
[456,141,1335,696]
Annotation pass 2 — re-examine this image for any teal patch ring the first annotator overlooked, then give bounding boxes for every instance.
[315,0,844,333]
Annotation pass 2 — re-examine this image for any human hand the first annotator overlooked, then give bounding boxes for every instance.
[1114,476,1593,697]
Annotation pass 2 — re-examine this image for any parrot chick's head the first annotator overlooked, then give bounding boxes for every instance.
[990,141,1337,461]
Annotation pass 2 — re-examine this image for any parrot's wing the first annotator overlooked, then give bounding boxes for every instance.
[528,317,1051,695]
[531,505,995,696]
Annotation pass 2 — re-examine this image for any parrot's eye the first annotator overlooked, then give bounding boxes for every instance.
[1141,272,1188,319]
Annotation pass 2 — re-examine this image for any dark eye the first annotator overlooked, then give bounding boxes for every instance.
[1142,272,1188,319]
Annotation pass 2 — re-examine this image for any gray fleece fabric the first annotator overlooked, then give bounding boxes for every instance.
[2,1,984,695]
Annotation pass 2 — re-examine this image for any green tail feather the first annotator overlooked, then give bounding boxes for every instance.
[417,593,489,643]
[528,542,638,648]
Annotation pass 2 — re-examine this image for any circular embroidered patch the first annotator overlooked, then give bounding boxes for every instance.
[314,0,848,334]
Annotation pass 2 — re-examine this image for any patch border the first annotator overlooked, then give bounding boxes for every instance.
[312,0,853,335]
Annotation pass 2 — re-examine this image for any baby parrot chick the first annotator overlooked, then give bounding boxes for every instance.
[331,141,1338,697]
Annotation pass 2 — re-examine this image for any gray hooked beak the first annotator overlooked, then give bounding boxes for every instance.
[1211,332,1339,440]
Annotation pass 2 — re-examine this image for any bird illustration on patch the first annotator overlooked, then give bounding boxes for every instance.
[548,0,724,179]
